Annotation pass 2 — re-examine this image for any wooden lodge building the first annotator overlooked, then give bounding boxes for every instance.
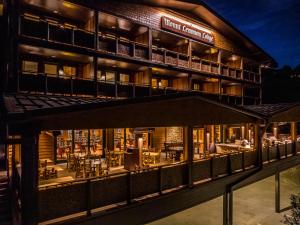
[0,0,300,225]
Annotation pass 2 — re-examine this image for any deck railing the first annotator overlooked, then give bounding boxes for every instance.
[37,143,298,223]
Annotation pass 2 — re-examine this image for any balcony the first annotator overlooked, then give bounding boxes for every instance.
[19,14,261,85]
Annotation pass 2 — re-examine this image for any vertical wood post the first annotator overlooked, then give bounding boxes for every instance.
[148,28,152,61]
[254,124,264,168]
[291,122,297,155]
[21,129,40,225]
[184,126,194,188]
[275,171,280,213]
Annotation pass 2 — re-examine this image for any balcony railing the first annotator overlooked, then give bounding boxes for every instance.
[20,15,260,83]
[21,16,95,49]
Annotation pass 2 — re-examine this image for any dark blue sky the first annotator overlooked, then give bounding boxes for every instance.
[203,0,300,68]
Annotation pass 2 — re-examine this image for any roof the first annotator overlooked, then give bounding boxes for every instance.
[2,94,112,114]
[243,103,300,122]
[2,93,299,132]
[2,93,264,131]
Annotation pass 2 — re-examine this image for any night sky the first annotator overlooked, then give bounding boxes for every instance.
[203,0,300,68]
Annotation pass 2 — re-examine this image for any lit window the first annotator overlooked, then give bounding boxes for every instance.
[0,4,3,16]
[160,79,169,88]
[152,78,158,88]
[193,83,200,91]
[120,73,130,83]
[44,64,57,76]
[106,72,115,83]
[63,66,76,77]
[22,61,38,74]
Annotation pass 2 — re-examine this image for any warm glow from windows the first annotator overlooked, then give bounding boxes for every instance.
[44,64,57,76]
[22,61,38,74]
[0,4,3,16]
[63,66,76,77]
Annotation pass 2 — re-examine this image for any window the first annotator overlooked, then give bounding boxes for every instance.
[120,73,130,84]
[63,66,76,77]
[44,64,57,76]
[193,83,200,91]
[22,61,38,74]
[152,78,158,88]
[160,79,169,88]
[106,72,115,83]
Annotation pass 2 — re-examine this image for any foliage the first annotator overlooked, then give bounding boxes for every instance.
[283,194,300,225]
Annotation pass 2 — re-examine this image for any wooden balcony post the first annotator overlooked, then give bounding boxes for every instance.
[240,57,244,80]
[21,128,40,225]
[94,10,99,50]
[188,40,192,68]
[291,122,297,155]
[93,56,98,97]
[148,28,152,60]
[218,50,222,75]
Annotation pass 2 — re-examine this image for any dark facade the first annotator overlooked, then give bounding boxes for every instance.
[0,1,299,225]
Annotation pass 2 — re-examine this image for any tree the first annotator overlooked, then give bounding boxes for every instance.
[283,194,300,225]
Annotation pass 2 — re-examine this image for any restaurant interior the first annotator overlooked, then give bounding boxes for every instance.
[9,122,299,188]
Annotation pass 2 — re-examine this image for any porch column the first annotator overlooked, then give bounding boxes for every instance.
[106,129,114,151]
[275,171,280,213]
[254,124,264,167]
[291,122,297,155]
[21,129,40,225]
[184,126,193,187]
[223,188,233,225]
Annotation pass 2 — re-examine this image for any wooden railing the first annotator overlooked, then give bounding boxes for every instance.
[38,150,257,222]
[37,143,299,223]
[20,15,260,84]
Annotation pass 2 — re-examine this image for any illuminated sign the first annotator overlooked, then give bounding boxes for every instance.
[161,16,215,45]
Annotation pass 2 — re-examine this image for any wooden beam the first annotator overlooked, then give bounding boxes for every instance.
[21,129,39,225]
[184,126,194,188]
[291,122,297,156]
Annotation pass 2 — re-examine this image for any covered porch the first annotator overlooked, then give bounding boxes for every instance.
[2,93,300,225]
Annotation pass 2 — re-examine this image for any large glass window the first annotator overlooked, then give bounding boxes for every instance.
[22,60,38,74]
[120,73,130,84]
[106,72,115,83]
[56,130,72,161]
[63,66,76,77]
[44,63,58,76]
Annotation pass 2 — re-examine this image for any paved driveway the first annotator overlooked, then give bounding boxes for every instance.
[148,167,300,225]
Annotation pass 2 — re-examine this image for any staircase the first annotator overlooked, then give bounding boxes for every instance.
[0,176,12,225]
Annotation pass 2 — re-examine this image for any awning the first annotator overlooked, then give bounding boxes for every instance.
[2,93,265,131]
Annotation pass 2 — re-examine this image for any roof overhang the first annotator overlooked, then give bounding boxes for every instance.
[3,93,264,131]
